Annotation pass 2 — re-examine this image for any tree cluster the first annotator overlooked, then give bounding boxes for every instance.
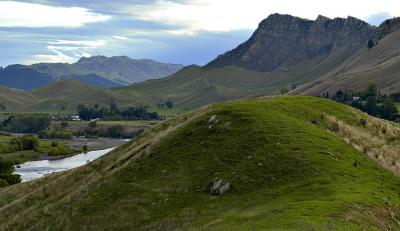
[1,115,51,133]
[327,82,399,121]
[77,103,159,121]
[0,135,39,154]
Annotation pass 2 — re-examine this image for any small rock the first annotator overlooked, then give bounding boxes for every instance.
[210,179,231,195]
[219,183,230,194]
[208,115,219,129]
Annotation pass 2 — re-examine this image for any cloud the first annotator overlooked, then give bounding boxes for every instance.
[3,0,400,67]
[365,12,393,26]
[23,38,111,64]
[121,0,400,34]
[0,1,110,28]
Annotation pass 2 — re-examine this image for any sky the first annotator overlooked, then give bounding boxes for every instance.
[0,0,398,67]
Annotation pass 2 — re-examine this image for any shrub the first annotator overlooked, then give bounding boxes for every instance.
[3,115,51,133]
[106,125,126,138]
[0,174,21,185]
[38,131,73,139]
[48,145,78,156]
[9,135,39,151]
[360,118,367,127]
[88,121,97,128]
[0,178,9,188]
[82,145,89,153]
[60,121,69,128]
[0,157,14,174]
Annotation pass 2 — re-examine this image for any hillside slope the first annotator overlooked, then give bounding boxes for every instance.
[0,86,39,111]
[1,97,400,230]
[293,17,400,96]
[23,80,147,112]
[116,14,376,109]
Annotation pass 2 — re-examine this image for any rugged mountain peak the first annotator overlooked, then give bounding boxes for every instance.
[315,15,331,23]
[206,13,376,71]
[378,17,400,39]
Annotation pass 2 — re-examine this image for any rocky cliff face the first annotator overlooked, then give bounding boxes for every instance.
[207,14,377,71]
[292,17,400,96]
[378,17,400,39]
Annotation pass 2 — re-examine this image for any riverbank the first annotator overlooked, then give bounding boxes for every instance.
[15,148,115,182]
[1,136,129,164]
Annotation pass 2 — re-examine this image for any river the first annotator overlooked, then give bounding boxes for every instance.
[14,148,115,182]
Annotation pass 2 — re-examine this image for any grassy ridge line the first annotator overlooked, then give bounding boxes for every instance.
[0,97,399,229]
[0,105,211,228]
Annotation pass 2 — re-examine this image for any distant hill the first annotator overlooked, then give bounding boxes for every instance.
[0,56,183,90]
[0,86,39,111]
[293,17,400,96]
[116,14,378,109]
[73,56,184,84]
[0,65,53,90]
[24,80,148,112]
[30,56,184,86]
[1,97,400,229]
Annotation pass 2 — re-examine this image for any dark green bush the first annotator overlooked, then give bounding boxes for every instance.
[48,145,78,156]
[38,131,73,139]
[0,174,21,185]
[3,115,51,133]
[0,157,14,174]
[0,178,9,188]
[9,135,39,152]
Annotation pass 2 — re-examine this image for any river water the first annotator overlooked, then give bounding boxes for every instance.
[14,148,114,182]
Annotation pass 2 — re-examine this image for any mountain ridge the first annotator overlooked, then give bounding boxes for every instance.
[292,16,400,96]
[116,13,380,110]
[0,56,184,90]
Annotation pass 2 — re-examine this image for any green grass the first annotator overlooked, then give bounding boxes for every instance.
[0,96,400,230]
[148,106,189,117]
[97,120,159,126]
[0,135,66,164]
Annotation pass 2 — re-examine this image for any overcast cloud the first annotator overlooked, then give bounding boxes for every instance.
[0,0,397,66]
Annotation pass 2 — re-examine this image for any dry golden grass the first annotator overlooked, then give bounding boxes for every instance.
[325,109,400,176]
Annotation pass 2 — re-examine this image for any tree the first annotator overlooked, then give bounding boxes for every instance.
[365,96,378,116]
[366,82,378,98]
[367,39,374,49]
[379,98,398,120]
[165,101,174,109]
[60,121,68,129]
[335,90,344,101]
[110,98,118,115]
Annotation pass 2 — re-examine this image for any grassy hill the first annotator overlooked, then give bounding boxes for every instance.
[0,86,39,111]
[22,80,149,113]
[1,96,400,229]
